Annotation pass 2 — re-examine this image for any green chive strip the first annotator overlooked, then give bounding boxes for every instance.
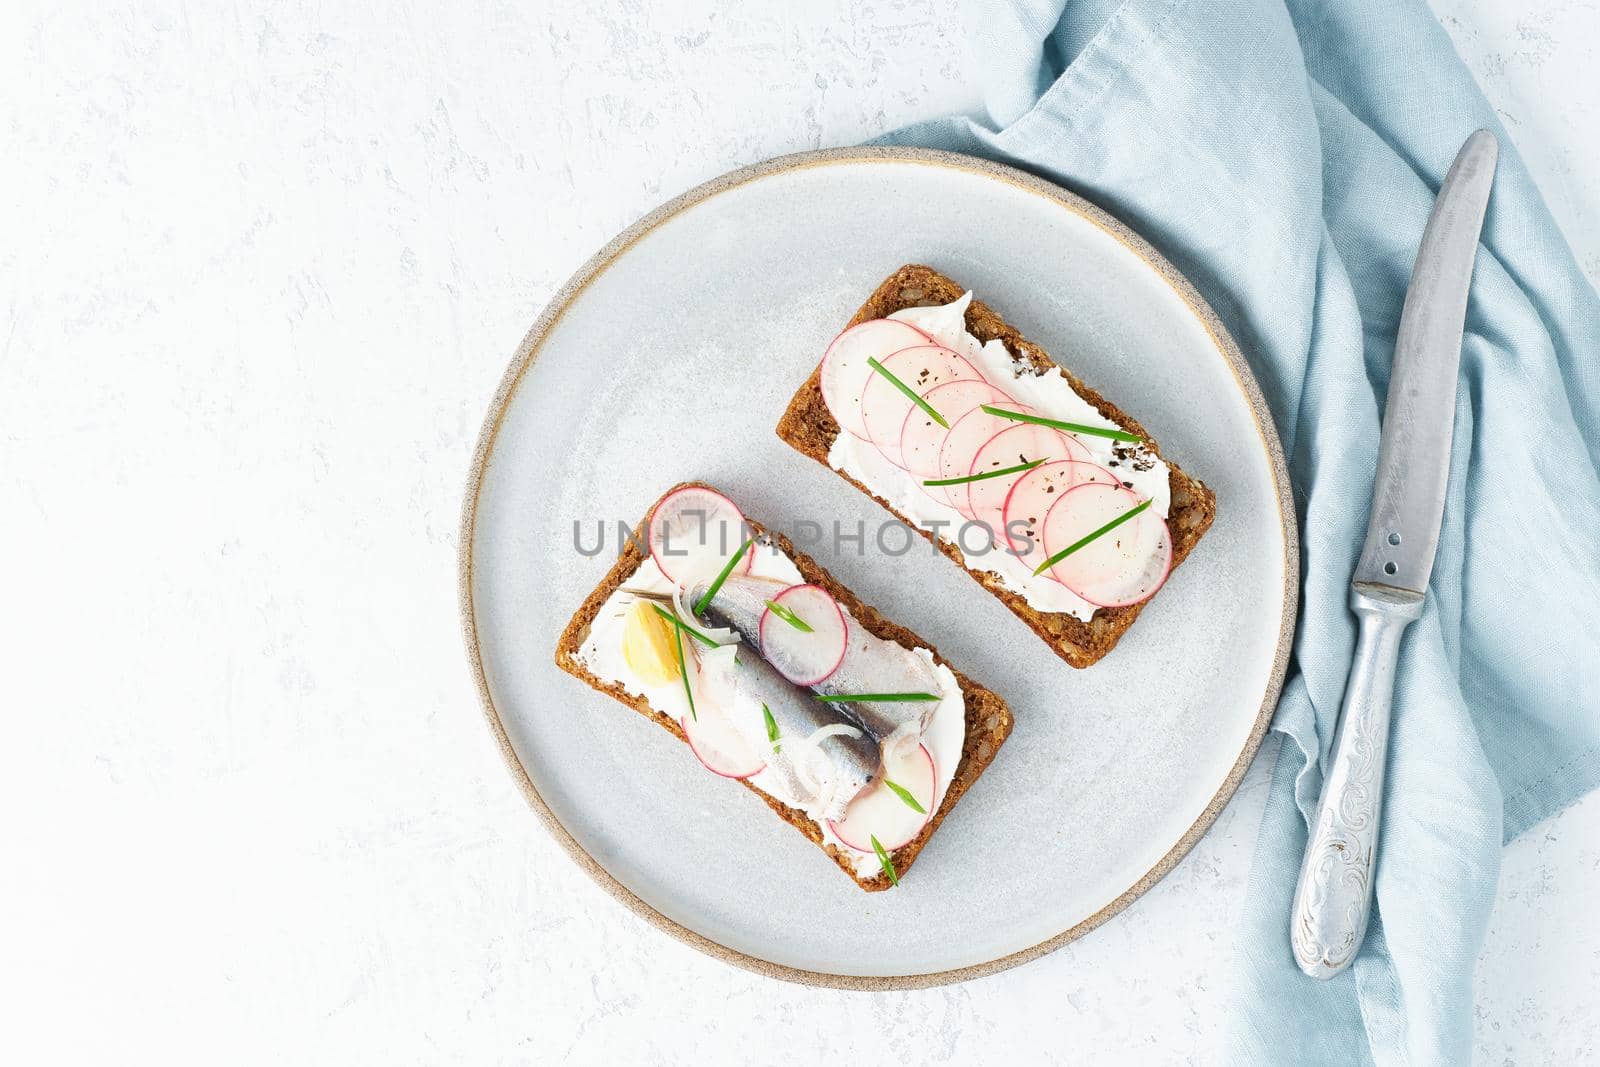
[1032,498,1153,576]
[763,599,814,633]
[672,621,697,721]
[762,703,780,753]
[694,535,755,616]
[867,356,948,430]
[923,458,1043,488]
[814,692,940,703]
[882,778,927,814]
[980,405,1142,444]
[649,603,720,649]
[871,835,900,886]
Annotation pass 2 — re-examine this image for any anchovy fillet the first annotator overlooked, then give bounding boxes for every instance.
[687,574,942,740]
[699,647,877,822]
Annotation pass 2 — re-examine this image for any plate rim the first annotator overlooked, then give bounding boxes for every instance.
[458,145,1298,990]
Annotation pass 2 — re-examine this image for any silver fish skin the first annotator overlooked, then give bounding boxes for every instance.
[687,574,788,643]
[689,574,942,740]
[701,647,878,822]
[811,619,941,739]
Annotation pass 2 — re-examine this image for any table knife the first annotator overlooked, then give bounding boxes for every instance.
[1289,129,1498,980]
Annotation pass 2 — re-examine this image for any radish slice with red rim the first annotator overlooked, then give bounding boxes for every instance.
[757,583,848,686]
[828,742,936,852]
[680,702,766,780]
[964,422,1092,540]
[1000,460,1121,576]
[897,379,1010,481]
[648,485,753,586]
[860,345,978,468]
[933,398,1032,514]
[1041,481,1170,605]
[819,319,931,440]
[1067,515,1173,608]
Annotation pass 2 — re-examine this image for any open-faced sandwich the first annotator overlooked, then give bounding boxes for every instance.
[555,483,1013,891]
[777,265,1217,669]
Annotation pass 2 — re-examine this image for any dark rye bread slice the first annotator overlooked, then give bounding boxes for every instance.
[776,264,1217,669]
[554,482,1014,892]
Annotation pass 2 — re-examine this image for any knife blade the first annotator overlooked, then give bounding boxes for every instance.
[1291,129,1499,979]
[1353,129,1498,594]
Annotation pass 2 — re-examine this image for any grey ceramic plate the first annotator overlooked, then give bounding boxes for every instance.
[461,147,1295,988]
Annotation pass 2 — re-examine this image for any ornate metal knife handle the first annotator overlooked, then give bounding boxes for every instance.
[1290,583,1424,979]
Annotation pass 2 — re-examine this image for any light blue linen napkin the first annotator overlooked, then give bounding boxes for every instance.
[880,0,1600,1061]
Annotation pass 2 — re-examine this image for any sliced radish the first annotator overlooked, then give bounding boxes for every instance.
[1070,518,1174,607]
[758,584,848,686]
[829,742,935,852]
[860,345,978,467]
[964,422,1093,538]
[681,702,766,780]
[933,398,1030,514]
[820,319,932,440]
[1001,460,1121,571]
[897,379,1010,481]
[648,485,753,586]
[1041,481,1171,606]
